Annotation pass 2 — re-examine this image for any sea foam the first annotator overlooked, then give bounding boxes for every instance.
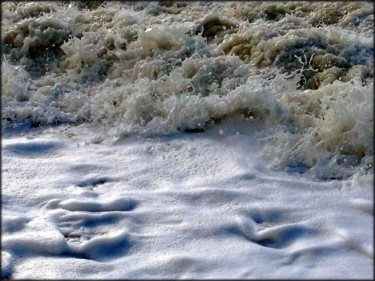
[2,1,373,179]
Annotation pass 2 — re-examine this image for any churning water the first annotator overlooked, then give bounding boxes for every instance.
[2,1,374,180]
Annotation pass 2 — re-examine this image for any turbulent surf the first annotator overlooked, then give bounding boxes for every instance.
[2,1,373,179]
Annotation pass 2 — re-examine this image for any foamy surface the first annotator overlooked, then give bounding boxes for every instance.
[1,1,374,279]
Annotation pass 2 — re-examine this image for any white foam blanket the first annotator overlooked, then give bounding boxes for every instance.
[2,119,373,279]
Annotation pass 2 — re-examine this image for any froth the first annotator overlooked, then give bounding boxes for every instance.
[2,1,373,180]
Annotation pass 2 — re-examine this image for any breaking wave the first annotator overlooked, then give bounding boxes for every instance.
[2,1,373,180]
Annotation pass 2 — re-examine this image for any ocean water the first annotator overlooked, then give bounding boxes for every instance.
[2,1,374,180]
[1,2,374,279]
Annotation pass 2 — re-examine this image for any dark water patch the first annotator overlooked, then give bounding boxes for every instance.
[74,1,105,10]
[232,173,257,181]
[284,161,310,175]
[2,18,73,78]
[200,15,238,43]
[68,163,109,174]
[5,141,60,156]
[76,177,111,188]
[179,127,205,133]
[249,209,283,225]
[264,4,287,21]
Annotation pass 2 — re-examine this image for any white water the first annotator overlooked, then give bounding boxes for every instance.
[1,1,373,279]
